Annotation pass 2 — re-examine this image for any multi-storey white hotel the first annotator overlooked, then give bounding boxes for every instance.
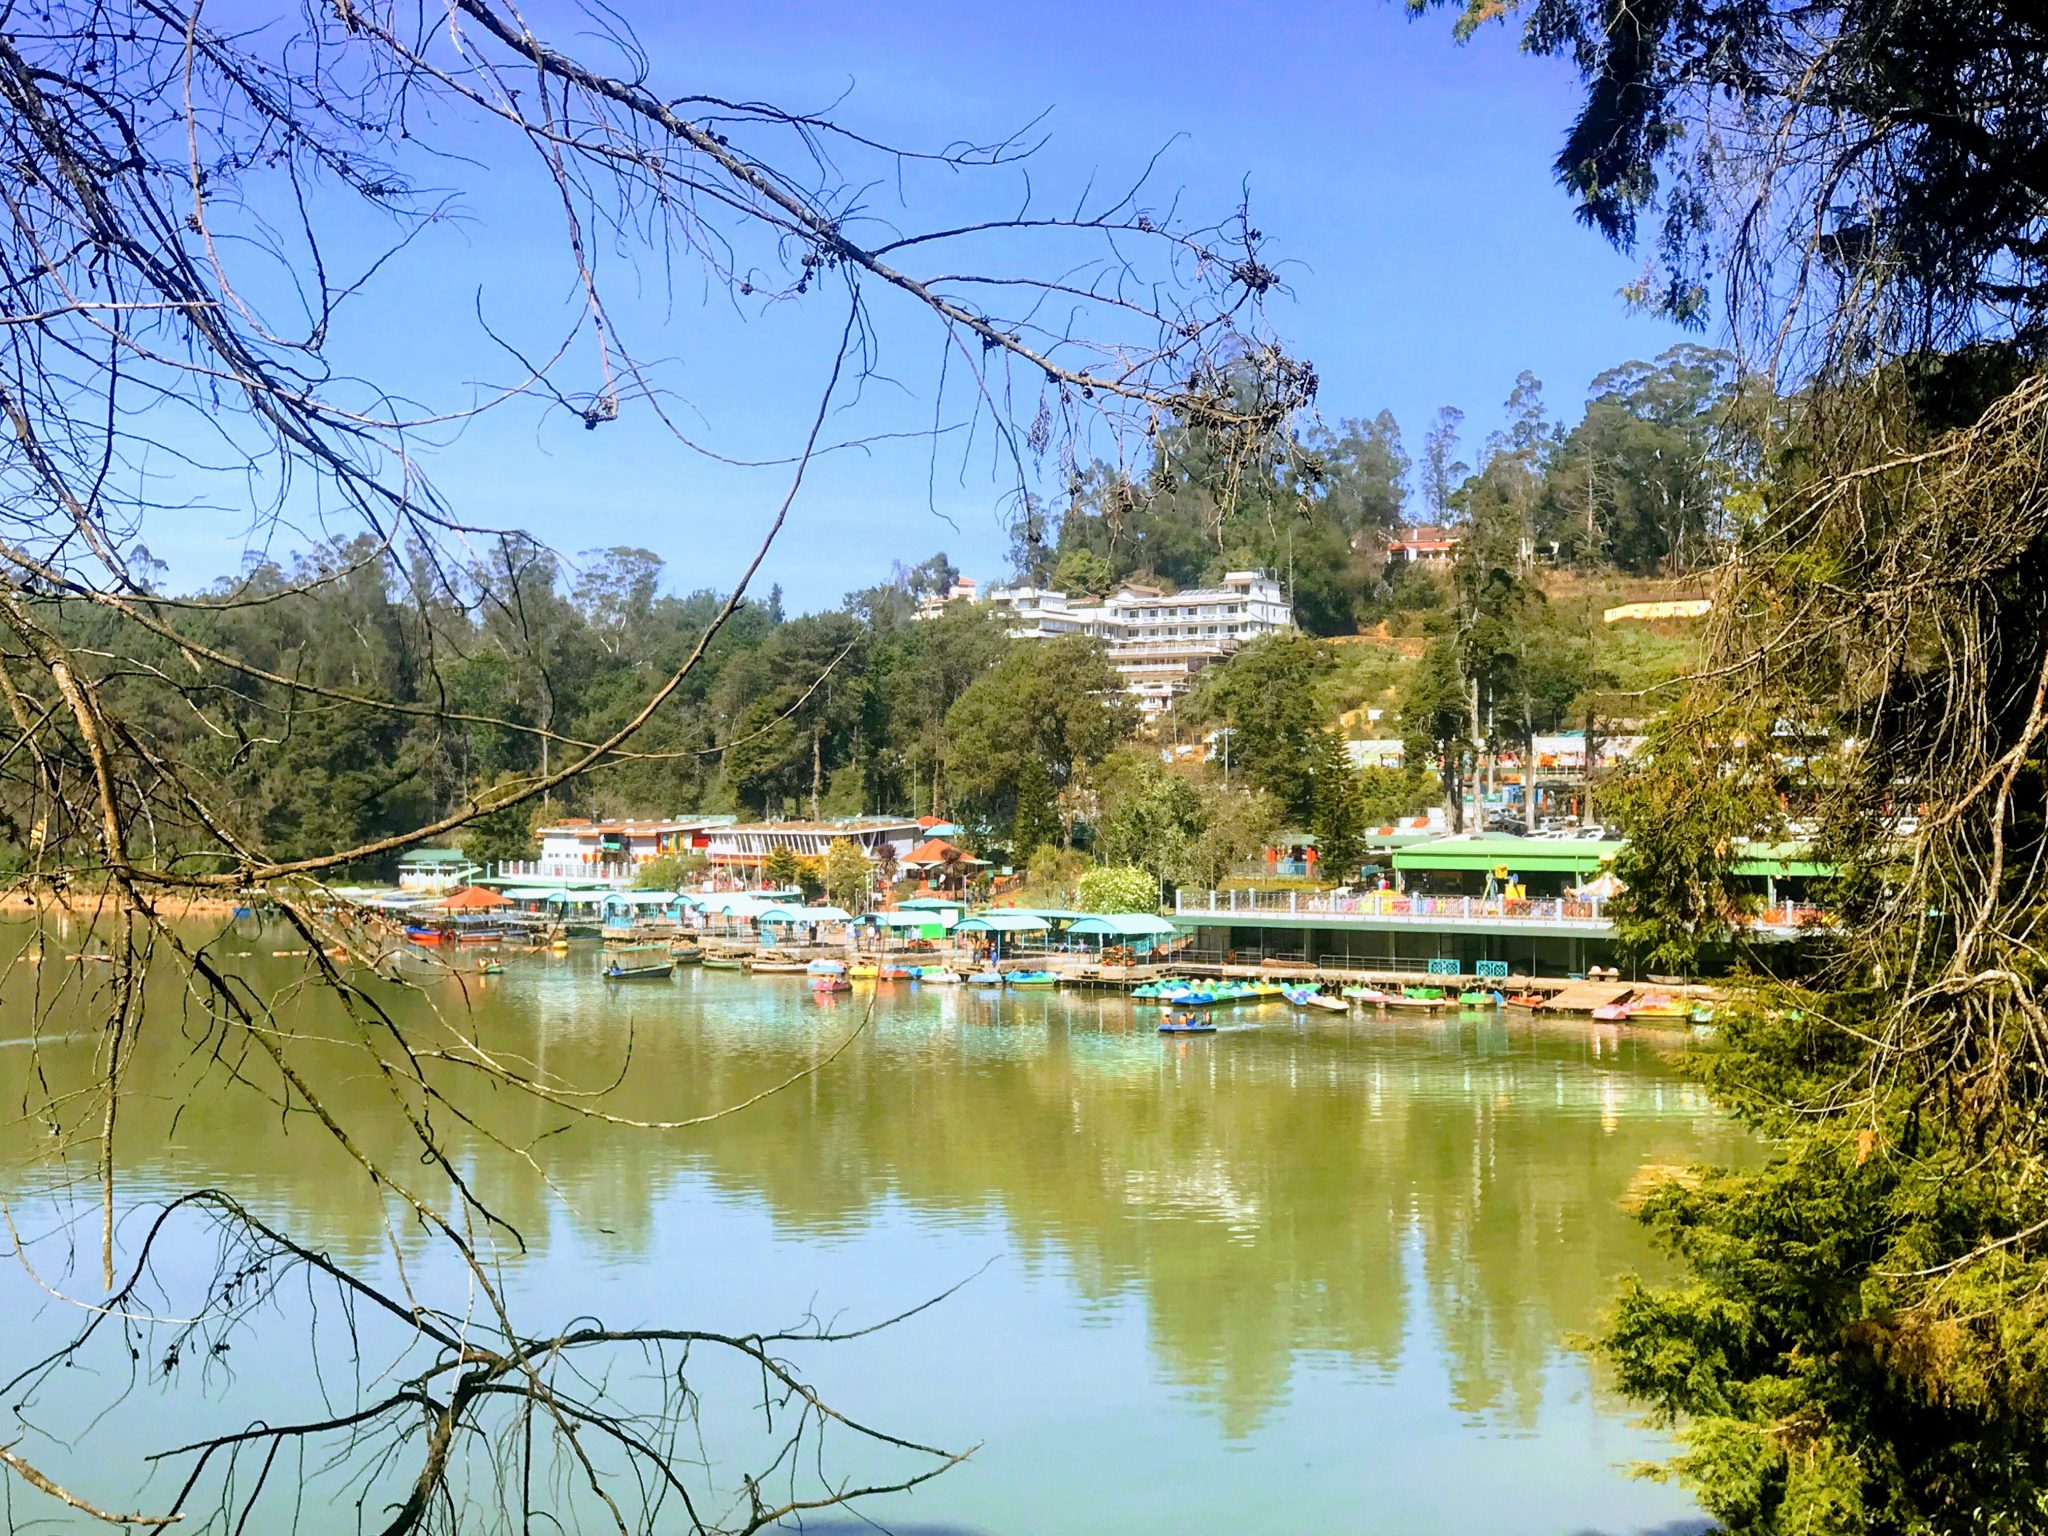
[986,569,1294,715]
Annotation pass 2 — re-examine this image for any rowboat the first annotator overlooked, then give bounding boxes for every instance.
[669,947,703,965]
[1381,992,1447,1012]
[749,958,807,975]
[404,925,448,946]
[702,955,744,971]
[1287,990,1349,1014]
[604,958,674,981]
[455,929,507,945]
[1623,992,1687,1021]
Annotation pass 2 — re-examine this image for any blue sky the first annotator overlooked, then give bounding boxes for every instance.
[157,1,1695,611]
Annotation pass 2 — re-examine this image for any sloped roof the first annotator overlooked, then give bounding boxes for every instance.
[398,847,472,865]
[953,912,1051,934]
[437,885,509,910]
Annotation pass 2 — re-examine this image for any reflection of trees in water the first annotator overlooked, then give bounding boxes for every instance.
[2,959,1745,1439]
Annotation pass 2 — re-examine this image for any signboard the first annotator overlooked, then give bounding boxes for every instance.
[1426,958,1460,977]
[1475,960,1509,980]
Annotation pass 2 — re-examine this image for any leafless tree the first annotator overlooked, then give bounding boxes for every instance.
[0,2,1311,1528]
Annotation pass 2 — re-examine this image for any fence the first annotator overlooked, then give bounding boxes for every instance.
[1174,887,1823,936]
[1175,888,1615,928]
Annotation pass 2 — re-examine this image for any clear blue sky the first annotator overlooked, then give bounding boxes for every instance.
[157,1,1695,612]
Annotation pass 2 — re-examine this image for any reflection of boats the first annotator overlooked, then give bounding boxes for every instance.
[810,975,851,992]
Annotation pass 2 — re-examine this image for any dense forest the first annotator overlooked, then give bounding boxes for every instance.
[3,346,1724,883]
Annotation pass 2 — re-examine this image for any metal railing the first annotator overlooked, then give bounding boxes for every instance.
[1176,888,1615,928]
[1174,887,1824,936]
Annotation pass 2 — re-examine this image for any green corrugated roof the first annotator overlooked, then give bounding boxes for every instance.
[1730,842,1835,879]
[1391,837,1624,875]
[398,847,472,865]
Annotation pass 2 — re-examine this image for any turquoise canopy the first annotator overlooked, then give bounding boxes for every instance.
[1066,914,1179,937]
[953,913,1052,934]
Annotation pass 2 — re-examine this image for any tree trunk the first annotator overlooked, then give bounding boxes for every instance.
[1467,675,1482,831]
[810,727,821,821]
[1584,704,1599,826]
[1525,704,1539,834]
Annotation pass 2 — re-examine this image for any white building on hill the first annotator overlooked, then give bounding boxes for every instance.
[986,570,1293,715]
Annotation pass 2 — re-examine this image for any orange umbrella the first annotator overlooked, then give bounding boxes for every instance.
[437,884,510,910]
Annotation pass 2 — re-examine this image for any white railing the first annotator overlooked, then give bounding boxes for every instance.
[493,858,638,887]
[1176,888,1611,928]
[1173,888,1822,935]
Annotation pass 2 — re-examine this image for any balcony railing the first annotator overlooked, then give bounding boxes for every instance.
[492,858,639,887]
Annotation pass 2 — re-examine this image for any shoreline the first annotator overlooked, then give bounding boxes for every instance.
[0,889,247,918]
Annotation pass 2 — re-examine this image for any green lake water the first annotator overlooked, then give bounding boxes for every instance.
[0,936,1750,1533]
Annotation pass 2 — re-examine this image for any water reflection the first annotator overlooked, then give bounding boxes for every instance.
[0,932,1748,1531]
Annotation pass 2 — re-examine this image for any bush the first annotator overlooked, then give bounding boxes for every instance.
[634,852,705,890]
[1077,864,1158,914]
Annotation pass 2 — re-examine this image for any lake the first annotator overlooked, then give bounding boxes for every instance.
[0,932,1747,1533]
